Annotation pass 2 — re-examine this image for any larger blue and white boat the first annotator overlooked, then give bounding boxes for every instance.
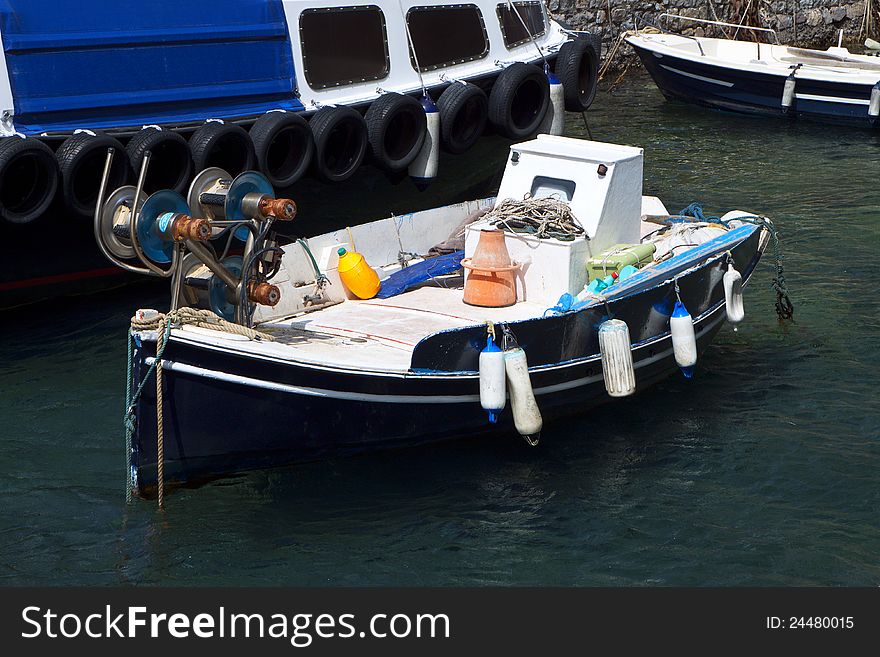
[0,0,600,307]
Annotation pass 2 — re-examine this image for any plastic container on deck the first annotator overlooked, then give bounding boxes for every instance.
[586,243,655,282]
[337,247,381,299]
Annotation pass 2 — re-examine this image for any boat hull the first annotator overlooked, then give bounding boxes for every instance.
[128,228,766,495]
[629,42,880,127]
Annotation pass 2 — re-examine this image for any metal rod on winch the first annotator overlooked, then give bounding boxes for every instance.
[129,151,176,278]
[92,149,155,276]
[184,239,240,291]
[170,243,186,312]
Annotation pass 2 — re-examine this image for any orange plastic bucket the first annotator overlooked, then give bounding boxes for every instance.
[462,229,518,307]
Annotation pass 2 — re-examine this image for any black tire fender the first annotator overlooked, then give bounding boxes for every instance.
[365,93,427,172]
[488,62,550,140]
[309,106,368,183]
[56,131,130,218]
[0,136,60,225]
[126,126,193,194]
[189,121,256,177]
[554,36,600,112]
[436,82,489,154]
[250,111,315,188]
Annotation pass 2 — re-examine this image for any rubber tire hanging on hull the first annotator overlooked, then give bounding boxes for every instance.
[250,112,315,188]
[57,131,130,218]
[309,106,368,183]
[365,93,427,172]
[126,126,193,194]
[0,137,60,225]
[554,36,600,112]
[436,83,489,154]
[488,63,550,140]
[189,122,256,177]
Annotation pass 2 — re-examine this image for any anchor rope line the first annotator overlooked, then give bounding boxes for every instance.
[485,195,585,241]
[678,203,794,321]
[156,323,167,509]
[124,308,274,505]
[124,331,134,505]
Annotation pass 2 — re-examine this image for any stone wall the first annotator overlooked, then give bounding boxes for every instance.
[548,0,878,77]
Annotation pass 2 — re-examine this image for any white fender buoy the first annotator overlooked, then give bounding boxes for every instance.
[409,94,440,190]
[504,347,542,437]
[539,70,565,136]
[598,319,636,397]
[479,333,506,423]
[723,263,745,325]
[869,81,880,120]
[781,70,797,114]
[670,300,697,378]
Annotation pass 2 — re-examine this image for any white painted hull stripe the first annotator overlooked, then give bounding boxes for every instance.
[144,311,727,404]
[659,64,735,87]
[794,92,870,106]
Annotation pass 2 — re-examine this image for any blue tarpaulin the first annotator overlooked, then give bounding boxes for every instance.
[377,252,464,299]
[0,0,302,134]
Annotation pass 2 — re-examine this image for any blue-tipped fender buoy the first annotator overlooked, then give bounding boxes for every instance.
[479,330,506,423]
[670,300,697,378]
[409,94,439,190]
[540,68,565,136]
[723,263,745,324]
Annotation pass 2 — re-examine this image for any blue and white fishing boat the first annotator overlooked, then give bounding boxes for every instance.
[0,0,601,307]
[626,15,880,125]
[109,134,789,501]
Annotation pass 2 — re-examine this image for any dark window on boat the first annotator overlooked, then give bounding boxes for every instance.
[406,4,489,72]
[497,1,546,48]
[531,176,575,201]
[299,6,389,89]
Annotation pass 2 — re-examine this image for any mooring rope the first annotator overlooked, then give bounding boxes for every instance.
[678,203,794,321]
[130,307,275,340]
[124,307,273,507]
[155,324,167,509]
[485,196,585,241]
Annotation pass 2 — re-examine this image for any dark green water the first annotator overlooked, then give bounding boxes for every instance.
[2,75,878,586]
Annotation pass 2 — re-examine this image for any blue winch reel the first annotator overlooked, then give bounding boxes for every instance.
[136,190,192,264]
[208,255,242,322]
[226,171,274,241]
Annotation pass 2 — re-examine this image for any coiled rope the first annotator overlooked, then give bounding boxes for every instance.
[485,196,585,241]
[678,203,794,321]
[124,308,273,507]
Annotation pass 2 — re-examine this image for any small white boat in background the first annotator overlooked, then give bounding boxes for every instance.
[626,14,880,126]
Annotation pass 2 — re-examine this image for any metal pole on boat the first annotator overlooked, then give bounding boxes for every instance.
[129,151,175,277]
[170,243,185,312]
[184,240,240,291]
[92,148,156,276]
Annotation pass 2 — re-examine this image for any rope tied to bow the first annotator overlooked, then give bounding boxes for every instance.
[124,308,274,507]
[678,203,794,321]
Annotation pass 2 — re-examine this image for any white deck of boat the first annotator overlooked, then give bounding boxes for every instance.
[172,218,667,372]
[177,286,548,373]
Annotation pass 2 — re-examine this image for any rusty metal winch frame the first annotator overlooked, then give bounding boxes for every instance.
[93,147,296,325]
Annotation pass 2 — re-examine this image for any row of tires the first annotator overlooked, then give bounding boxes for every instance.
[0,36,599,226]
